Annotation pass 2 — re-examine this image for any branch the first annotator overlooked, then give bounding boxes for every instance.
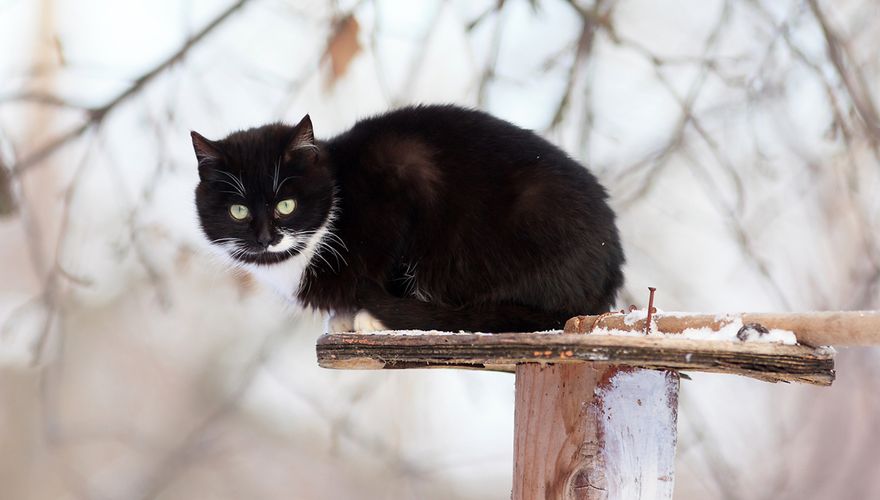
[10,0,253,176]
[808,0,880,144]
[0,91,92,110]
[0,156,15,216]
[546,0,613,128]
[610,0,736,208]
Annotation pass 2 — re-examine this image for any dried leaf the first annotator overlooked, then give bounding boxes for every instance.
[323,14,361,88]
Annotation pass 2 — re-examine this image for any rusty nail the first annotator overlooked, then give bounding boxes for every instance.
[645,287,657,334]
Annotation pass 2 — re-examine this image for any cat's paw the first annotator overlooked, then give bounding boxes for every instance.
[325,311,355,333]
[353,310,388,332]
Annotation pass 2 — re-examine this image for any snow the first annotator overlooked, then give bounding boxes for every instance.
[328,319,797,345]
[623,309,646,325]
[590,324,796,345]
[330,328,561,336]
[596,370,677,499]
[589,309,797,345]
[338,329,493,336]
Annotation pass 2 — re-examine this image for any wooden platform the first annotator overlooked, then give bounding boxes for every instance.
[316,331,835,386]
[314,310,864,499]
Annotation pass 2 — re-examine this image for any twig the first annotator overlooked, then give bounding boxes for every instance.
[475,2,506,108]
[10,0,254,176]
[808,0,880,144]
[546,0,610,132]
[0,91,91,110]
[0,154,16,216]
[611,1,739,209]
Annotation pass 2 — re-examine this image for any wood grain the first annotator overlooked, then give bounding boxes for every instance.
[565,310,880,347]
[316,332,835,385]
[512,364,678,500]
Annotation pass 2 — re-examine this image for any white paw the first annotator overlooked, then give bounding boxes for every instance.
[353,310,388,332]
[326,311,355,333]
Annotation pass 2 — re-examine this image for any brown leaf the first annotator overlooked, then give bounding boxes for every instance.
[323,14,361,88]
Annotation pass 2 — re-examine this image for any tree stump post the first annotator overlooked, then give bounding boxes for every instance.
[513,364,679,499]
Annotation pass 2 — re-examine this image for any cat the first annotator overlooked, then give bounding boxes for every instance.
[192,104,624,333]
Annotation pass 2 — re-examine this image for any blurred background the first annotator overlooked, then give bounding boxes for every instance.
[1,0,879,498]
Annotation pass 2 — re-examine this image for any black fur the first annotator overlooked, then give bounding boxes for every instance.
[193,105,624,332]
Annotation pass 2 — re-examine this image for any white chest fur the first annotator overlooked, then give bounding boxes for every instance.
[244,254,309,302]
[241,224,330,304]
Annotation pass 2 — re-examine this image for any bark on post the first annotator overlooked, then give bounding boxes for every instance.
[513,364,679,500]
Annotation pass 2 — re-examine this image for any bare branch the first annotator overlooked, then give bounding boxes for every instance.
[10,0,254,176]
[0,156,15,216]
[808,0,880,145]
[0,91,92,110]
[545,1,607,132]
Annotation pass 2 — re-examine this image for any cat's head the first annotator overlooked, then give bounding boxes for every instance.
[192,115,335,266]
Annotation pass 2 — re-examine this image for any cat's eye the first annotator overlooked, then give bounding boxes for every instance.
[276,199,296,216]
[229,204,250,220]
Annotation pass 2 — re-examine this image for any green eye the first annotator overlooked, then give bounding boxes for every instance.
[276,199,296,216]
[229,204,249,220]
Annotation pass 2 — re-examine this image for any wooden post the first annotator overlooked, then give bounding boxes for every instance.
[513,364,679,500]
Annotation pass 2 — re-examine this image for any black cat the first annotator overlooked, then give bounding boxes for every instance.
[192,105,624,333]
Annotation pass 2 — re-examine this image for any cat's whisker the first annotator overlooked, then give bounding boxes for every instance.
[211,237,240,244]
[227,244,255,262]
[312,244,337,271]
[295,193,348,273]
[216,169,247,196]
[213,177,246,197]
[320,230,348,252]
[316,238,347,268]
[310,247,335,272]
[275,175,300,194]
[394,261,419,296]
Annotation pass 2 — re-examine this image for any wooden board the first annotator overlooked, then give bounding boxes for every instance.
[565,310,880,347]
[316,332,835,385]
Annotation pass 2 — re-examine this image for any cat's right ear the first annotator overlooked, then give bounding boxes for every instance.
[191,131,223,179]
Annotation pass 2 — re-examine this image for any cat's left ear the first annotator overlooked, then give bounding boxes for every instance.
[286,115,316,159]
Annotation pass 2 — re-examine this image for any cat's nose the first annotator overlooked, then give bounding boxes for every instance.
[257,229,274,249]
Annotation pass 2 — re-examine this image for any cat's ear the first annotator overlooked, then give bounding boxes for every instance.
[191,131,225,181]
[191,131,223,166]
[286,115,316,159]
